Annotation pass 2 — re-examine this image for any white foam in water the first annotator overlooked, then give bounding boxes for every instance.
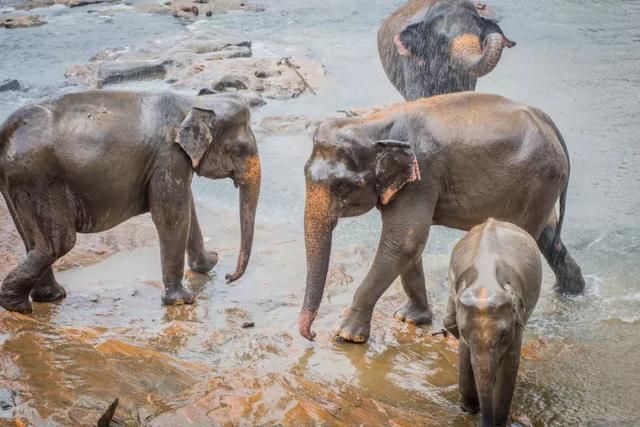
[582,274,602,298]
[602,292,640,304]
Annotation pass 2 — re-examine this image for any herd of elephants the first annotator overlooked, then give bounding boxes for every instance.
[0,0,589,425]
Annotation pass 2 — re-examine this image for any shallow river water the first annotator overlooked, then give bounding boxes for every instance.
[1,0,640,425]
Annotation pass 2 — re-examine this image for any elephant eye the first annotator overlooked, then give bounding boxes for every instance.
[333,181,351,195]
[230,145,244,158]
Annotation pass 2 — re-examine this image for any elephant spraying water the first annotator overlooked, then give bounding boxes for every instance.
[378,0,516,100]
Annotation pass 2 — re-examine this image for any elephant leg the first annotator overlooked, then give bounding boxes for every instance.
[31,269,67,303]
[537,214,585,294]
[0,186,76,313]
[186,195,218,274]
[493,333,522,427]
[3,190,68,303]
[459,340,480,414]
[394,258,433,325]
[149,173,194,305]
[336,193,433,343]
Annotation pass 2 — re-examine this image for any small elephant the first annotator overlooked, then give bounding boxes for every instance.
[444,218,541,427]
[0,90,261,314]
[378,0,515,100]
[298,92,585,342]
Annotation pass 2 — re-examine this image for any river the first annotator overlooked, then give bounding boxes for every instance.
[1,0,639,425]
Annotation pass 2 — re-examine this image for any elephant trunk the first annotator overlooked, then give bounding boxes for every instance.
[472,352,497,427]
[226,154,261,283]
[299,182,336,341]
[450,32,506,78]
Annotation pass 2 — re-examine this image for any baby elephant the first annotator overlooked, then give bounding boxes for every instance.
[444,218,541,427]
[0,90,261,314]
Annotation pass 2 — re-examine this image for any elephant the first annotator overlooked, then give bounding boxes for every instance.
[378,0,516,100]
[443,218,541,427]
[0,90,261,314]
[298,92,585,343]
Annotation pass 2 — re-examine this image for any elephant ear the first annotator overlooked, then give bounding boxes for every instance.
[176,107,216,169]
[374,139,421,205]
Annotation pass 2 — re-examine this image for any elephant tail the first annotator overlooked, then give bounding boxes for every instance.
[533,108,570,250]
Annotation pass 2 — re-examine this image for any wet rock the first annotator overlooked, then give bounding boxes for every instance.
[172,57,324,100]
[0,79,20,92]
[241,321,255,329]
[212,74,250,91]
[66,27,325,100]
[13,0,115,9]
[0,15,44,29]
[57,0,115,6]
[205,45,252,60]
[96,59,172,88]
[198,88,216,95]
[165,0,262,20]
[257,115,322,136]
[236,90,266,107]
[67,59,172,88]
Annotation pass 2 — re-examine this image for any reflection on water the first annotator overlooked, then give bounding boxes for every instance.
[1,0,639,425]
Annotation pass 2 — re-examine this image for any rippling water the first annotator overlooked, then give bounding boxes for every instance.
[1,0,639,425]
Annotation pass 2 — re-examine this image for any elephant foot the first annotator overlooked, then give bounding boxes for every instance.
[554,261,585,295]
[460,397,480,414]
[162,285,195,306]
[0,288,33,314]
[31,281,67,303]
[188,250,219,275]
[335,308,372,343]
[394,300,433,325]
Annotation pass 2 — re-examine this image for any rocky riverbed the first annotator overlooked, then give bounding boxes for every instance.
[1,0,640,426]
[65,26,324,104]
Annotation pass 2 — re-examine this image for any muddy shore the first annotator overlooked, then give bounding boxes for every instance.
[2,0,640,425]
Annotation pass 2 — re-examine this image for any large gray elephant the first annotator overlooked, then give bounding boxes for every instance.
[444,218,542,427]
[0,90,261,314]
[298,92,585,342]
[378,0,515,100]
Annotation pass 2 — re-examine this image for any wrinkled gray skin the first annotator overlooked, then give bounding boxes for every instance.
[299,92,584,342]
[444,218,541,427]
[0,90,261,314]
[378,0,515,100]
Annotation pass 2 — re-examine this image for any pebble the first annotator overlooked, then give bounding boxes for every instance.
[0,79,20,92]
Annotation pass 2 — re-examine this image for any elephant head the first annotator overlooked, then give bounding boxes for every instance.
[392,0,515,96]
[299,120,420,340]
[453,284,524,426]
[176,100,260,283]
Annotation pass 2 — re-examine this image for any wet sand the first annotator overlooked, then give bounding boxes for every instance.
[0,193,581,426]
[2,0,640,425]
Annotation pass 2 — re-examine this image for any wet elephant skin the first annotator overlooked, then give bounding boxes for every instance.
[444,218,542,427]
[0,90,261,314]
[378,0,515,100]
[299,92,585,343]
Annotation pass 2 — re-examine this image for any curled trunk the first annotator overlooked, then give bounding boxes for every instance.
[450,32,506,78]
[298,182,336,340]
[226,155,261,283]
